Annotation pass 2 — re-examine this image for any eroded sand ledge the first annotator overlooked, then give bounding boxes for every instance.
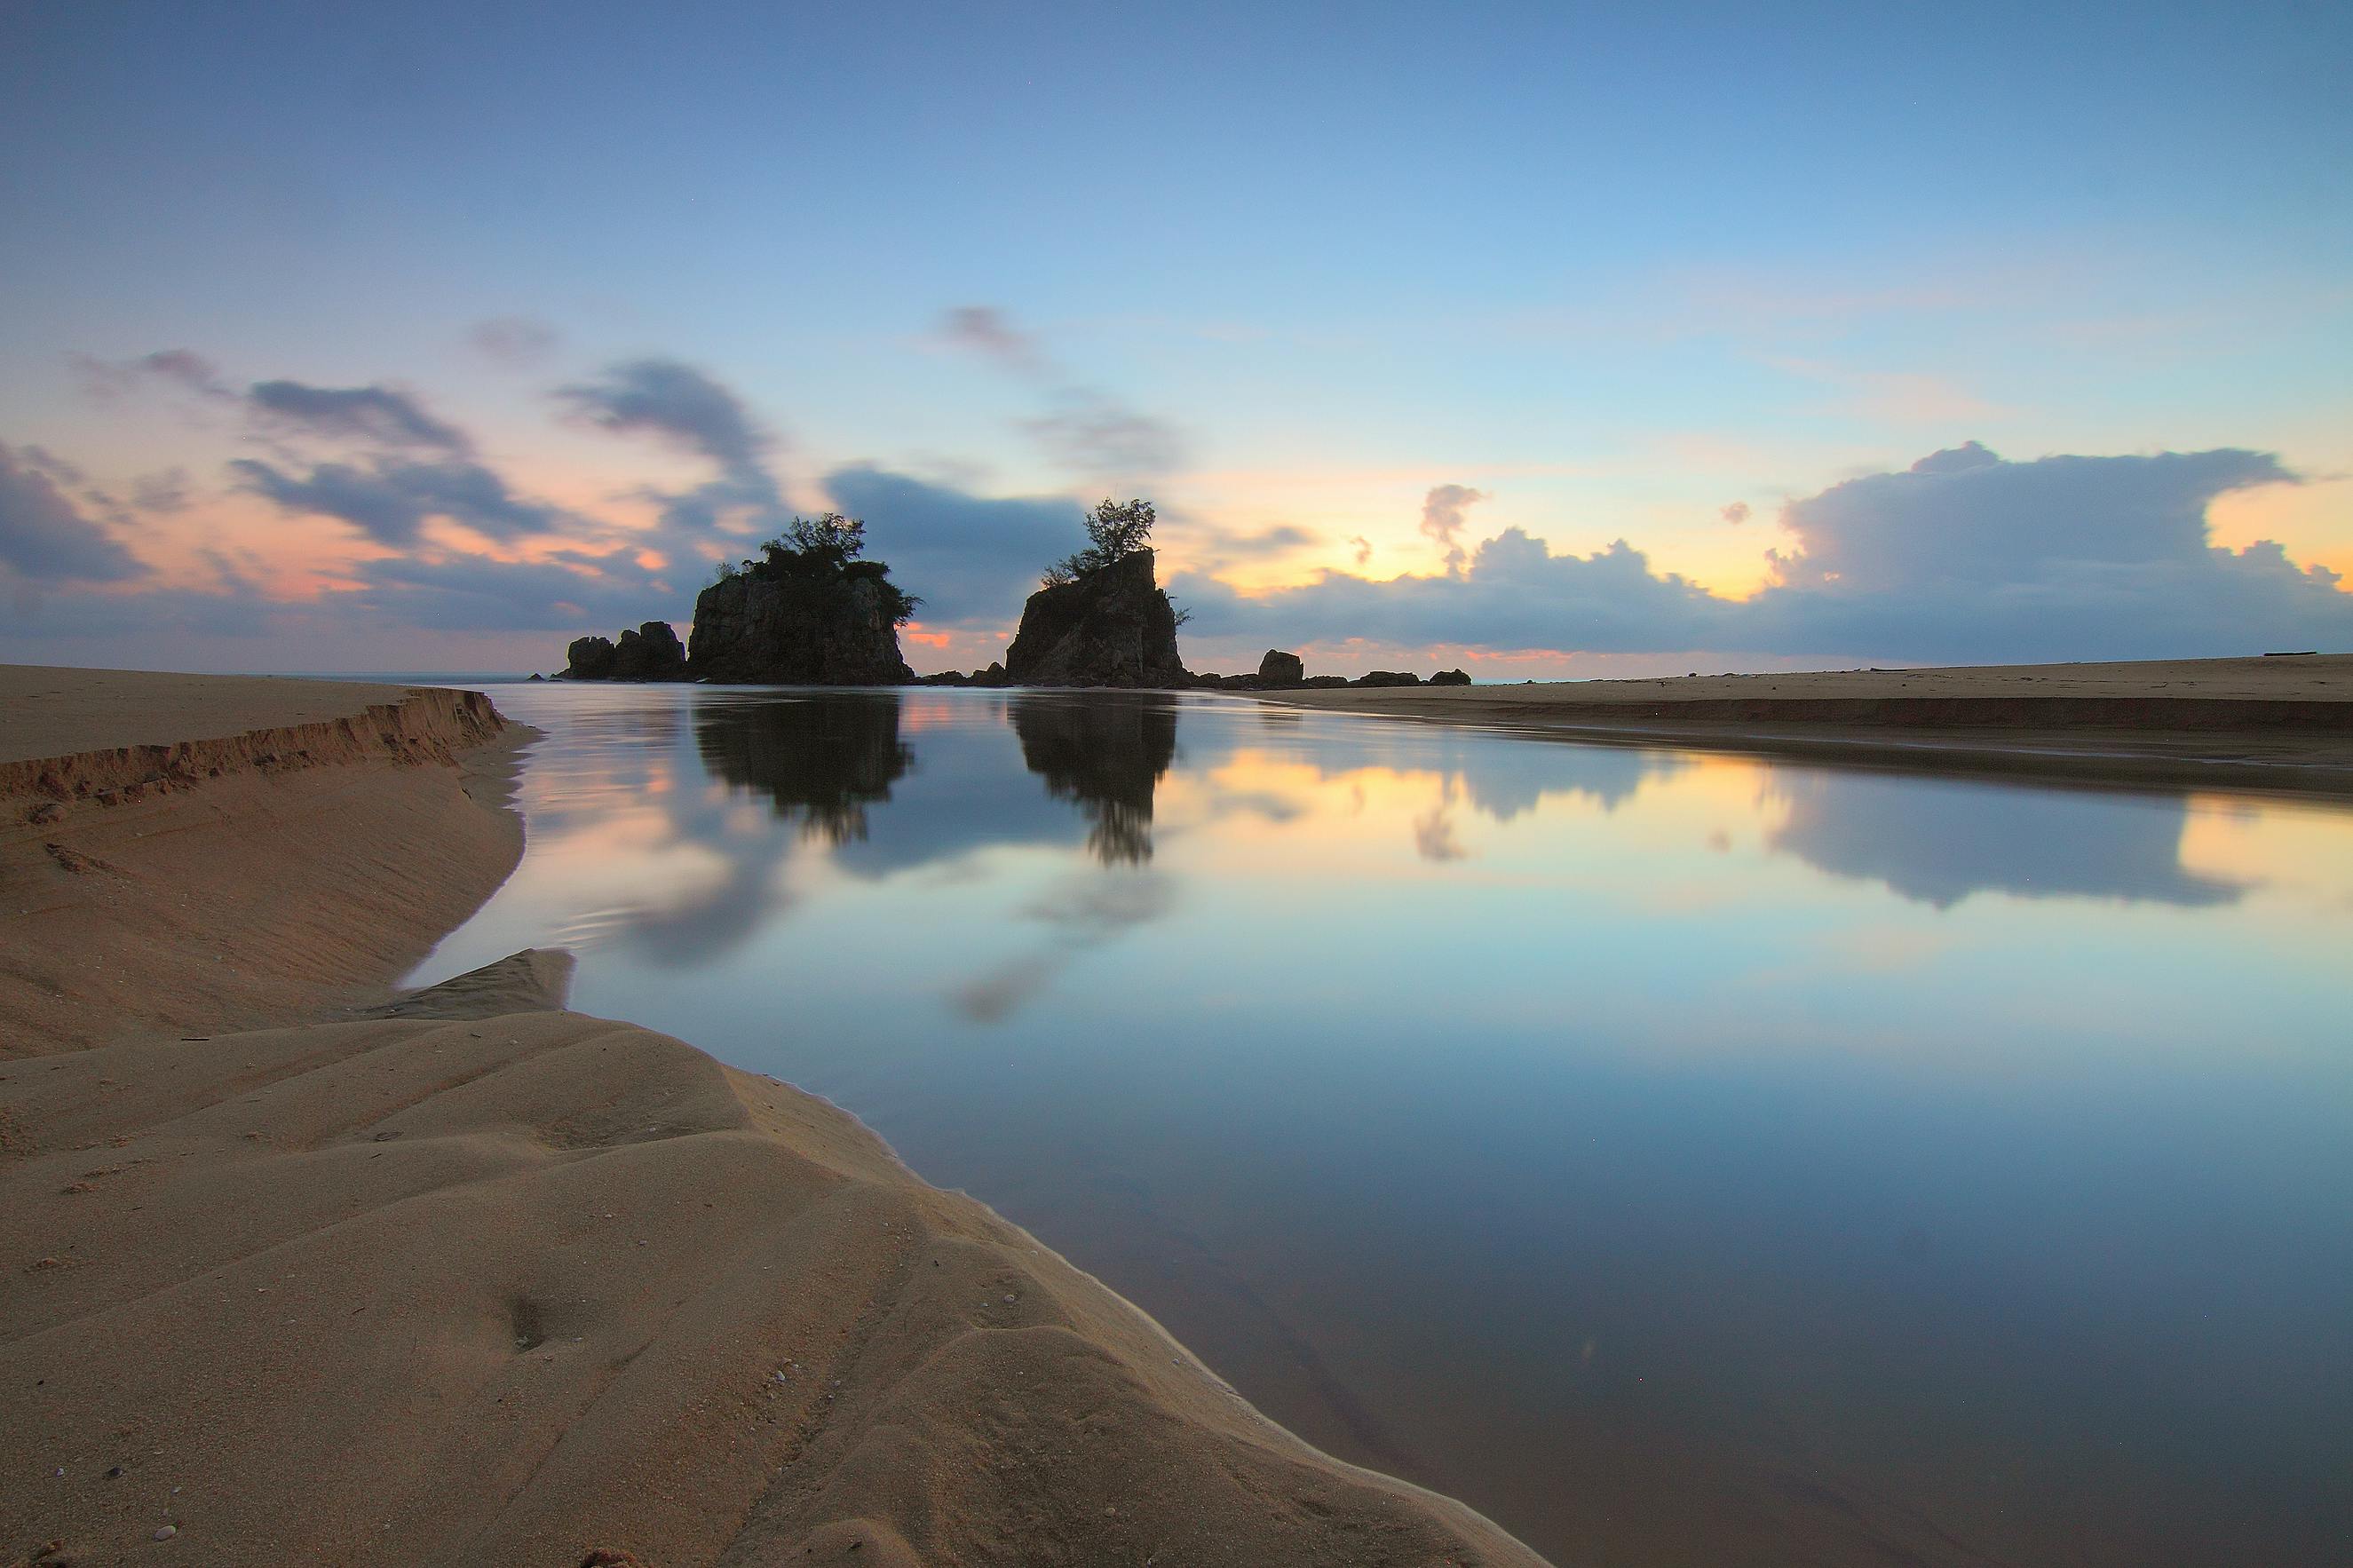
[0,667,1544,1567]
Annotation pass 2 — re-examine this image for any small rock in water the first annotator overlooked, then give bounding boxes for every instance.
[153,1525,177,1540]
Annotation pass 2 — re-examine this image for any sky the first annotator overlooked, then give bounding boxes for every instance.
[1,0,2349,677]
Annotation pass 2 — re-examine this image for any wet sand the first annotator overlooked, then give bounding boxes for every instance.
[1256,653,2353,796]
[0,666,1542,1567]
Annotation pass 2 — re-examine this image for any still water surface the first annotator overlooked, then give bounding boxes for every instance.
[418,684,2353,1566]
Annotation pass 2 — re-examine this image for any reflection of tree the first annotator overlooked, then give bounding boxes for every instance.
[694,693,913,846]
[1009,693,1178,865]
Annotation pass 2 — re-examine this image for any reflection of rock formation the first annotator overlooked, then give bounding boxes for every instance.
[1009,693,1178,865]
[694,693,913,845]
[1769,770,2246,908]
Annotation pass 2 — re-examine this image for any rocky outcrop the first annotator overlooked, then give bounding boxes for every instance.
[690,573,914,685]
[565,636,616,679]
[1258,649,1304,686]
[1354,670,1422,688]
[1003,550,1188,689]
[1430,669,1472,686]
[613,622,688,679]
[564,623,689,681]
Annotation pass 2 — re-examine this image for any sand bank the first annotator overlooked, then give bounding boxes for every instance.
[1,668,1542,1567]
[1257,653,2353,795]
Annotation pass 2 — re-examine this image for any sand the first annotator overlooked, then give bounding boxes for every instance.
[1257,653,2353,794]
[0,667,1543,1567]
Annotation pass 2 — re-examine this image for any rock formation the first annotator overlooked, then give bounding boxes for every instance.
[1003,549,1189,689]
[1257,649,1304,686]
[1354,670,1422,688]
[1430,668,1472,686]
[614,622,688,679]
[689,571,914,685]
[563,622,688,681]
[564,636,616,679]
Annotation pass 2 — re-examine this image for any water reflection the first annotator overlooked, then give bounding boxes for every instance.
[1768,769,2246,907]
[695,693,912,845]
[418,685,2353,1568]
[1009,692,1178,865]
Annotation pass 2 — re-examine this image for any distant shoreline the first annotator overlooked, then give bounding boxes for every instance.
[1251,653,2353,798]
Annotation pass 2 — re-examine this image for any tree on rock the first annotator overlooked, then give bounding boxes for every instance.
[690,512,921,684]
[1007,497,1190,688]
[1043,497,1158,588]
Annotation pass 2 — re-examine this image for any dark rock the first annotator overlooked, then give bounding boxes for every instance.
[527,672,545,681]
[1353,670,1422,687]
[564,636,616,679]
[1429,668,1472,686]
[611,621,689,680]
[1301,675,1350,688]
[1004,549,1189,689]
[1256,649,1304,687]
[690,573,914,685]
[911,669,971,686]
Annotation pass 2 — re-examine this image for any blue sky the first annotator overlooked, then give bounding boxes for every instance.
[1,0,2348,673]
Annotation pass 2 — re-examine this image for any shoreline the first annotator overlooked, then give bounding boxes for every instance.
[0,666,1546,1566]
[1251,653,2353,798]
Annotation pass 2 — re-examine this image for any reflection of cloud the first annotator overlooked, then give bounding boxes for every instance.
[1768,769,2248,908]
[1413,805,1469,862]
[949,870,1178,1023]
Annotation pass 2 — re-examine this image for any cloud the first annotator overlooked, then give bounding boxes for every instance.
[131,469,194,514]
[939,305,1188,482]
[1721,501,1751,525]
[558,358,787,540]
[245,379,474,455]
[1419,484,1488,574]
[0,440,148,583]
[232,455,574,547]
[1186,521,1317,569]
[939,305,1045,374]
[73,349,234,404]
[1348,534,1374,566]
[823,464,1081,626]
[469,316,561,368]
[1178,443,2351,664]
[1022,396,1186,480]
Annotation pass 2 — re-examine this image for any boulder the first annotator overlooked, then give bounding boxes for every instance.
[1003,549,1189,688]
[1429,669,1472,686]
[1302,675,1350,688]
[1353,670,1422,688]
[690,573,915,685]
[1256,649,1305,687]
[564,636,617,679]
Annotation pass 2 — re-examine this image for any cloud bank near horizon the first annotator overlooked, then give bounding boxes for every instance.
[4,347,2348,670]
[1172,442,2349,665]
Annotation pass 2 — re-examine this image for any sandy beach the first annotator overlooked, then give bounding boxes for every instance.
[0,667,1543,1567]
[1257,654,2353,795]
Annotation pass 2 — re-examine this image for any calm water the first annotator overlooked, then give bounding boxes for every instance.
[418,684,2353,1566]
